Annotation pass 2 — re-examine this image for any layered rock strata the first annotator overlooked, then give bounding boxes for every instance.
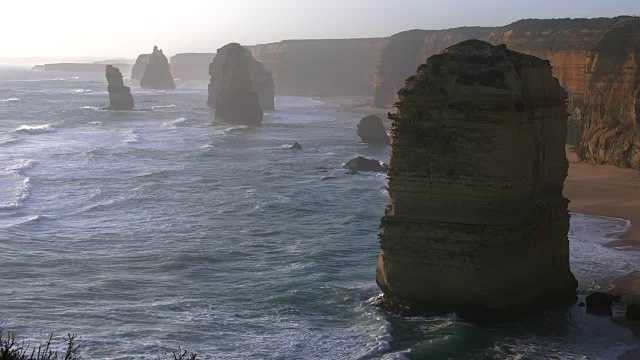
[573,20,640,169]
[105,65,134,110]
[140,46,175,90]
[208,43,266,125]
[376,40,577,317]
[357,115,389,144]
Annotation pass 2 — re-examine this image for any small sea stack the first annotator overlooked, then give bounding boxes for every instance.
[140,46,175,90]
[357,115,389,144]
[208,43,274,125]
[105,65,134,110]
[376,40,577,319]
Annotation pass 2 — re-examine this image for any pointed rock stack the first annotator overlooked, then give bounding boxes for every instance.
[376,40,577,318]
[106,65,134,110]
[140,46,175,90]
[208,43,274,125]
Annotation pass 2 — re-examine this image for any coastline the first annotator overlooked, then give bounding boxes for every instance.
[564,146,640,243]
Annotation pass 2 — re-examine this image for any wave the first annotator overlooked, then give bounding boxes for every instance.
[71,89,92,93]
[125,129,140,143]
[214,125,249,135]
[14,124,55,134]
[0,137,19,146]
[0,97,20,103]
[83,106,107,112]
[162,117,187,129]
[0,159,34,209]
[152,104,176,110]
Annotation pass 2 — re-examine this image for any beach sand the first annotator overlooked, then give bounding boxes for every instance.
[564,146,640,242]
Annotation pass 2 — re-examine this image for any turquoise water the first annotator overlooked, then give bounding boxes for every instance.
[0,67,638,359]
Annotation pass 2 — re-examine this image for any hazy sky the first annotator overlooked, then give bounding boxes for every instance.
[3,0,639,58]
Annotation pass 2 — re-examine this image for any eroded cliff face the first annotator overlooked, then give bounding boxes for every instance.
[208,43,265,125]
[251,38,387,96]
[377,40,577,317]
[208,43,274,112]
[170,53,215,81]
[372,27,496,107]
[140,46,175,90]
[486,17,640,132]
[575,21,640,169]
[105,65,134,110]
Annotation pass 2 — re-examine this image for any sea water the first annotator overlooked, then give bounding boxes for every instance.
[0,66,638,359]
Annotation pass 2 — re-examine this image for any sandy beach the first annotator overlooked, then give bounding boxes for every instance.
[564,146,640,242]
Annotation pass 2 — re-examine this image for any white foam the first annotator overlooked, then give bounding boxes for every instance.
[162,117,187,129]
[0,159,34,209]
[0,97,20,103]
[14,124,55,134]
[83,106,107,112]
[125,129,140,143]
[71,89,92,93]
[215,125,249,135]
[152,104,176,110]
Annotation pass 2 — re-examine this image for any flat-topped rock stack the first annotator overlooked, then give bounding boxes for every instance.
[208,43,274,125]
[376,40,577,318]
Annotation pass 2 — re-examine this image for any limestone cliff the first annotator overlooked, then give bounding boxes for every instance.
[170,53,215,81]
[373,17,640,170]
[105,65,134,110]
[572,20,640,169]
[486,17,640,133]
[251,38,388,96]
[208,43,265,125]
[140,46,175,90]
[377,40,577,317]
[131,54,150,81]
[208,43,274,112]
[372,27,496,107]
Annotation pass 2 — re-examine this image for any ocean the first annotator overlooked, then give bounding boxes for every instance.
[0,66,638,359]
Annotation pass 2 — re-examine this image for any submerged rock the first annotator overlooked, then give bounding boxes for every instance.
[290,142,303,150]
[105,65,134,110]
[376,40,577,318]
[140,46,175,90]
[343,156,386,173]
[208,43,270,125]
[586,292,618,315]
[627,303,640,321]
[357,115,389,144]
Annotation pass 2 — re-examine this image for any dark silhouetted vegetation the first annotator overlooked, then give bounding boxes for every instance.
[0,333,199,360]
[0,333,80,360]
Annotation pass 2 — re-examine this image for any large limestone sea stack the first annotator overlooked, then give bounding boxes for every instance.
[376,40,577,317]
[140,46,176,90]
[105,65,134,110]
[208,43,274,125]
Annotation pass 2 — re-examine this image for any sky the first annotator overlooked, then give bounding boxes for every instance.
[2,0,639,59]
